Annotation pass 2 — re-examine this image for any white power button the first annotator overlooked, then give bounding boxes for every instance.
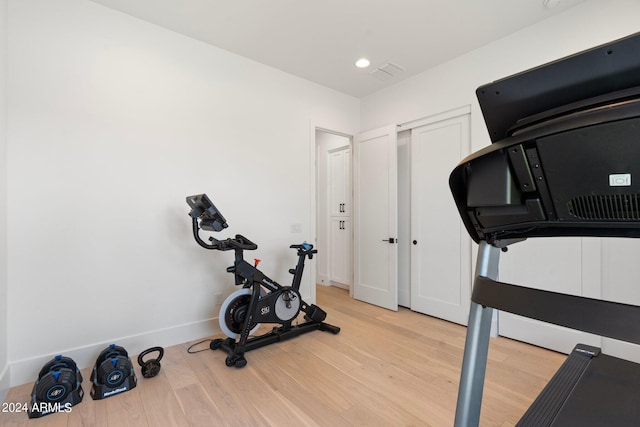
[609,173,631,186]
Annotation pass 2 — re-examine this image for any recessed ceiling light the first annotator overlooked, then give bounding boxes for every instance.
[355,58,371,68]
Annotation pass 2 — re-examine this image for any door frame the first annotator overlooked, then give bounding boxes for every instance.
[309,123,355,300]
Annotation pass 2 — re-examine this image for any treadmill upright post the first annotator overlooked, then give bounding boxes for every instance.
[454,241,500,427]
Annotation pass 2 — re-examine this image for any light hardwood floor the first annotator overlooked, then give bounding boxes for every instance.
[1,285,565,426]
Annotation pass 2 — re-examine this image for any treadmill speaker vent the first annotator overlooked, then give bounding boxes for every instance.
[568,194,640,220]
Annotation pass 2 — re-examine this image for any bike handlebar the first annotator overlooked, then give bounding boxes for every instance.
[223,234,258,251]
[290,242,318,256]
[192,217,258,251]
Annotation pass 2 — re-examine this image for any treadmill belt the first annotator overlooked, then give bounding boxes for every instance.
[518,344,640,426]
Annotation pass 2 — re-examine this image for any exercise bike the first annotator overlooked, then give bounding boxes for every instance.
[186,193,340,368]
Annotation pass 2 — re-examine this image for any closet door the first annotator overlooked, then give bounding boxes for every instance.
[328,147,351,286]
[329,148,350,216]
[410,114,471,325]
[329,218,351,285]
[601,238,640,362]
[498,237,601,353]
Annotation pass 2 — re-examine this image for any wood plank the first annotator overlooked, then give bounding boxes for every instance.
[67,368,108,427]
[1,383,32,427]
[102,386,147,427]
[136,370,187,427]
[173,383,222,426]
[178,342,271,426]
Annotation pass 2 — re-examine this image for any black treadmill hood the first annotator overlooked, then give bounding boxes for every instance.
[450,32,640,245]
[477,32,640,143]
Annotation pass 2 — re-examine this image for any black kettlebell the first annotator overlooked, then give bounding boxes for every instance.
[137,347,164,378]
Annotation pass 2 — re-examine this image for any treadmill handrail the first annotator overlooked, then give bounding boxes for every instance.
[472,275,640,345]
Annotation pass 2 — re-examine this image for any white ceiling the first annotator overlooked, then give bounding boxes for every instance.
[88,0,586,98]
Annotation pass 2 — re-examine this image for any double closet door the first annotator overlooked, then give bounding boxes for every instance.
[352,110,473,325]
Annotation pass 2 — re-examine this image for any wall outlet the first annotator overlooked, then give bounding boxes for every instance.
[291,223,302,233]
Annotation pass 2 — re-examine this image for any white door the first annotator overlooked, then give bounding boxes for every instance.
[353,125,398,311]
[329,148,350,216]
[600,238,640,362]
[498,237,601,353]
[329,218,351,285]
[410,114,472,325]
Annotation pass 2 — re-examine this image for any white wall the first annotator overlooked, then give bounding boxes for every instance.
[0,0,8,403]
[5,0,359,386]
[361,0,640,149]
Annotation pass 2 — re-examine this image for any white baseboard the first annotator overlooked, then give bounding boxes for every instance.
[491,311,499,338]
[398,287,410,308]
[9,317,220,388]
[316,274,331,286]
[330,280,349,291]
[0,363,9,403]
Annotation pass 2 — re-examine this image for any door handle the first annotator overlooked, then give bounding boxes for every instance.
[382,238,396,243]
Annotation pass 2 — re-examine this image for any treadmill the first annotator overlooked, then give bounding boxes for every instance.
[450,32,640,426]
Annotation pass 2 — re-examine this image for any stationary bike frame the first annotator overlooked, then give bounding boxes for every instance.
[191,216,340,367]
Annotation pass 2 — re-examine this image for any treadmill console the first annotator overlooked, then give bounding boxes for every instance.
[450,32,640,244]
